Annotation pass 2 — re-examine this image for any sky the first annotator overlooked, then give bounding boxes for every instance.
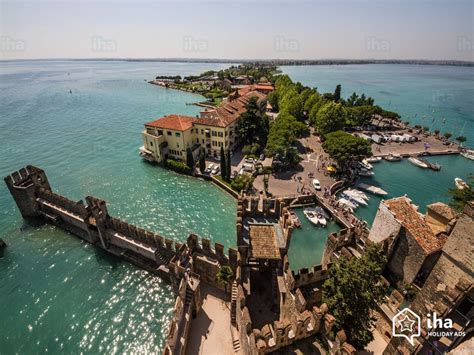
[0,0,473,61]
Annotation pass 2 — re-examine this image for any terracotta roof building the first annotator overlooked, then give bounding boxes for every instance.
[369,196,449,286]
[145,114,196,131]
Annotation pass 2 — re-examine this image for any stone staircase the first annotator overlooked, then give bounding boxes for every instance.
[232,338,241,353]
[231,281,238,325]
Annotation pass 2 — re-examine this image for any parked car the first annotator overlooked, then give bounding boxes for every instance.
[312,179,321,190]
[244,157,256,164]
[259,154,265,161]
[231,170,238,179]
[211,165,220,175]
[242,163,253,172]
[204,163,214,174]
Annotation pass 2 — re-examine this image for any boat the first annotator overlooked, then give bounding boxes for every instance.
[289,210,302,228]
[313,206,330,219]
[455,178,470,190]
[408,157,429,169]
[385,153,402,162]
[358,168,374,177]
[343,191,368,205]
[316,213,327,226]
[303,209,320,225]
[429,162,441,171]
[359,161,373,170]
[460,150,474,160]
[338,198,357,210]
[346,188,369,200]
[366,157,382,163]
[139,146,155,162]
[357,183,388,196]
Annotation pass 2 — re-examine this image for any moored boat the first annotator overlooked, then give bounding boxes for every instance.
[366,156,382,163]
[289,210,302,228]
[303,209,320,225]
[455,178,469,190]
[338,198,357,210]
[357,183,388,196]
[342,191,368,205]
[385,153,402,162]
[359,160,373,170]
[460,150,474,160]
[408,157,429,169]
[358,168,374,177]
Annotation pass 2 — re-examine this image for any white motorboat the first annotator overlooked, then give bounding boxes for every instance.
[343,191,368,205]
[461,150,474,160]
[316,213,327,226]
[358,168,374,177]
[338,198,357,210]
[455,178,469,190]
[366,157,382,163]
[312,178,321,190]
[346,188,369,200]
[408,157,429,169]
[357,183,388,196]
[313,206,330,219]
[385,153,402,162]
[303,209,320,225]
[359,161,373,170]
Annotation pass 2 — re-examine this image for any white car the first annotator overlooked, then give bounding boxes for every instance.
[205,163,214,174]
[211,165,220,175]
[312,179,321,190]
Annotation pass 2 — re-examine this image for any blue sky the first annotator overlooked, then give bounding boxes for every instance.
[0,0,472,60]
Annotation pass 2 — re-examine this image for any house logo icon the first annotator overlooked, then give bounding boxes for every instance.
[392,308,421,346]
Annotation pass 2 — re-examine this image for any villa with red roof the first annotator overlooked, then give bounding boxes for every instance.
[140,90,268,163]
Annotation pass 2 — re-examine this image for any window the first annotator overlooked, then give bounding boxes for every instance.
[158,129,163,136]
[150,141,153,147]
[177,143,180,148]
[218,132,223,137]
[212,131,217,137]
[175,132,181,137]
[202,139,204,143]
[201,129,204,134]
[167,131,172,136]
[219,142,223,147]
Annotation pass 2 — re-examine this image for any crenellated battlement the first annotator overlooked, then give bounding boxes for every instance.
[291,263,333,289]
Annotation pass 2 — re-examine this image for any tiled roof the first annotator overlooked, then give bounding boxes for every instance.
[385,197,445,255]
[145,114,196,131]
[195,91,266,128]
[249,224,281,260]
[238,84,274,96]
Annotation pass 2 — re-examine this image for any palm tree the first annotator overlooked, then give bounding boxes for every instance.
[456,136,467,147]
[216,265,233,294]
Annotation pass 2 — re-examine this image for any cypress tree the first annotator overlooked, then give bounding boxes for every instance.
[226,150,232,181]
[199,149,206,173]
[333,84,341,102]
[220,146,226,179]
[186,147,194,170]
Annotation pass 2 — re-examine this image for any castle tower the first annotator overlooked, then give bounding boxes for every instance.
[4,165,51,218]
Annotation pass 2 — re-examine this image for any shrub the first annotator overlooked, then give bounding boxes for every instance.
[230,174,254,192]
[165,159,192,175]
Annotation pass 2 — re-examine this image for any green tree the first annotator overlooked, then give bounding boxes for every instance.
[238,96,269,146]
[444,132,452,140]
[456,136,467,146]
[220,146,226,180]
[346,105,377,127]
[230,174,254,192]
[322,131,372,170]
[186,147,195,170]
[226,150,232,181]
[216,265,234,294]
[279,88,304,119]
[333,84,342,102]
[448,174,473,211]
[434,129,440,136]
[315,101,347,135]
[323,244,388,349]
[199,149,206,173]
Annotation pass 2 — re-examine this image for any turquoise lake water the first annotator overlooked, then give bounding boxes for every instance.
[0,61,473,353]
